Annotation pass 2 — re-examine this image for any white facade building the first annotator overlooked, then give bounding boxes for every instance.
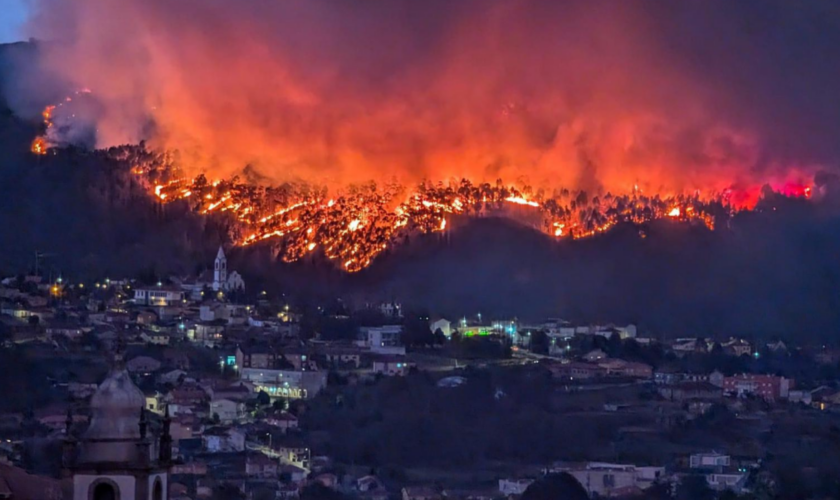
[357,325,405,355]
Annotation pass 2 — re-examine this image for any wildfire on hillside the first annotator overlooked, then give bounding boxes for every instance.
[142,168,811,272]
[32,102,814,272]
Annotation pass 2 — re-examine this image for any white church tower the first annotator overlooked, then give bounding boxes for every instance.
[213,246,227,291]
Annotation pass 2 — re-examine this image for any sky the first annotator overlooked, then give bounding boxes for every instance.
[0,0,27,43]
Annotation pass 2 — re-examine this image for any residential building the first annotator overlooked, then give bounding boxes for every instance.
[240,367,327,400]
[498,478,534,496]
[658,382,722,403]
[133,285,185,306]
[597,359,653,379]
[209,398,243,424]
[429,317,452,337]
[202,427,246,453]
[560,463,665,499]
[372,355,412,376]
[265,411,299,433]
[723,374,793,401]
[547,362,607,381]
[358,325,405,355]
[690,452,731,470]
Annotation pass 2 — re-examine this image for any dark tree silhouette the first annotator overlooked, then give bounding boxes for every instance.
[522,473,588,500]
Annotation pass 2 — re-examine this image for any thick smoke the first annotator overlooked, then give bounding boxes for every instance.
[12,0,840,190]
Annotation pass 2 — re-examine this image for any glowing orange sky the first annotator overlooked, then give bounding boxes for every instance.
[20,0,832,193]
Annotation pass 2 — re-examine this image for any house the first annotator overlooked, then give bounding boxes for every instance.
[0,463,65,500]
[357,325,406,355]
[159,369,187,385]
[170,414,201,442]
[194,320,225,346]
[140,331,171,345]
[402,486,442,500]
[209,398,243,424]
[378,301,403,318]
[372,355,412,376]
[558,462,665,499]
[126,355,162,374]
[266,410,299,433]
[597,359,652,379]
[583,349,607,362]
[320,346,363,368]
[246,453,278,478]
[706,472,748,493]
[498,478,534,496]
[239,367,327,400]
[274,440,311,470]
[723,374,793,401]
[357,475,389,500]
[721,338,753,357]
[133,285,185,306]
[213,382,253,402]
[168,384,211,406]
[658,382,722,403]
[547,361,607,381]
[654,367,682,386]
[429,317,452,337]
[690,452,730,470]
[202,427,246,453]
[279,464,308,484]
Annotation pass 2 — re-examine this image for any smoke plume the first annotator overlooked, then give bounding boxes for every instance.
[11,0,840,191]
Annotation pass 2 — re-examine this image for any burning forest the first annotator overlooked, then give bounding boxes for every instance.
[63,137,809,273]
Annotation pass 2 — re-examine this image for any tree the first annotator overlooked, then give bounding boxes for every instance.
[530,330,549,354]
[256,390,271,407]
[402,310,435,347]
[211,485,245,500]
[521,473,588,500]
[300,483,351,500]
[675,475,714,500]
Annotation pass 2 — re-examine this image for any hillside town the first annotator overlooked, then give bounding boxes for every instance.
[1,249,840,500]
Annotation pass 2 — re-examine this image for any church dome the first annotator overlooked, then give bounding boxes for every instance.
[79,368,148,464]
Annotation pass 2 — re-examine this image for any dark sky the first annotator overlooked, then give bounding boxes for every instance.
[0,0,27,43]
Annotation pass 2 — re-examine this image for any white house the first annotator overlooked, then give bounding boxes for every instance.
[203,427,246,453]
[133,285,185,306]
[209,398,243,424]
[357,325,405,355]
[498,479,534,496]
[690,452,730,469]
[559,462,665,498]
[429,317,451,337]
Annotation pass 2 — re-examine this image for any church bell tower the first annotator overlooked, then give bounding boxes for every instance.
[64,352,172,500]
[213,246,227,291]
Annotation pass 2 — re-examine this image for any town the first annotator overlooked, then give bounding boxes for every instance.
[0,247,838,500]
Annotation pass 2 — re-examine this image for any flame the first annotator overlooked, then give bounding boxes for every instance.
[31,137,48,155]
[137,162,812,272]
